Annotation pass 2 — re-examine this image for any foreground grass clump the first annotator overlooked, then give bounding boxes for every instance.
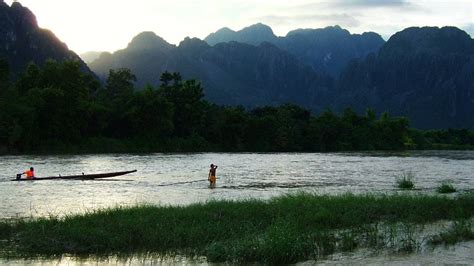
[0,193,473,263]
[396,172,415,190]
[437,181,457,194]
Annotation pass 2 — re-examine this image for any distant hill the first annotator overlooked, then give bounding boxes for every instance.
[0,1,91,76]
[337,26,474,129]
[90,32,334,109]
[80,51,105,64]
[205,23,278,46]
[279,26,385,77]
[205,24,385,77]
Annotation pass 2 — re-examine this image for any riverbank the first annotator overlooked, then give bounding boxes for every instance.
[2,138,474,155]
[1,193,473,263]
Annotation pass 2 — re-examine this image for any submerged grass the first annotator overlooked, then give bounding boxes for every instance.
[429,219,474,246]
[0,193,473,263]
[396,172,415,190]
[437,181,457,194]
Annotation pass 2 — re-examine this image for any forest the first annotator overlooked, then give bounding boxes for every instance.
[0,58,473,154]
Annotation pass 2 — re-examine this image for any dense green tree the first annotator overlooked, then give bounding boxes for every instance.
[0,57,14,152]
[374,112,410,150]
[125,85,174,138]
[272,104,310,151]
[0,63,470,154]
[159,71,173,87]
[245,107,280,151]
[15,63,41,95]
[0,57,9,93]
[171,72,182,86]
[420,129,474,147]
[366,108,376,121]
[105,68,136,102]
[216,106,247,151]
[159,74,206,137]
[313,110,343,151]
[102,68,137,138]
[24,61,98,146]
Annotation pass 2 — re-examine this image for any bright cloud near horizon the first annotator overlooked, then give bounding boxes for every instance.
[4,0,474,54]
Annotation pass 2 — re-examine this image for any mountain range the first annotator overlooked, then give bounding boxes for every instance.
[1,1,473,129]
[205,23,385,77]
[89,32,333,109]
[337,26,474,128]
[87,23,385,110]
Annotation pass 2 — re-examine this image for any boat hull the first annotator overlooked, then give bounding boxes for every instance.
[11,170,137,181]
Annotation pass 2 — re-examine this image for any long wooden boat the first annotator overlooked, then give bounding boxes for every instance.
[11,170,137,181]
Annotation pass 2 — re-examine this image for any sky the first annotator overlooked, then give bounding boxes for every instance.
[4,0,474,54]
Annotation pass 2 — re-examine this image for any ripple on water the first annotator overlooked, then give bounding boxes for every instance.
[1,241,473,265]
[0,151,473,218]
[308,241,474,265]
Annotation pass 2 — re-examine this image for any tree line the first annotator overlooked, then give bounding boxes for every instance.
[0,58,472,154]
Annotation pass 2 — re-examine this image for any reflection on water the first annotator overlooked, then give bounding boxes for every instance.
[0,254,209,265]
[0,151,473,219]
[310,241,474,265]
[2,242,473,265]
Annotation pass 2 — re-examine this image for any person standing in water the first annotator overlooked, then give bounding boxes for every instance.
[208,164,218,188]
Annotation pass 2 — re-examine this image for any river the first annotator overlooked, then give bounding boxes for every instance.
[1,151,473,264]
[1,151,472,219]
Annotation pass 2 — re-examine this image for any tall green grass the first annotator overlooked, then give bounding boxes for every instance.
[396,172,415,190]
[437,181,457,194]
[0,193,473,263]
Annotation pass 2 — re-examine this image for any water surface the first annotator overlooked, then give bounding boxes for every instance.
[0,151,473,218]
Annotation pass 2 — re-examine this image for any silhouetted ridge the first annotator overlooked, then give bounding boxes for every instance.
[9,1,37,27]
[127,31,174,52]
[178,37,210,53]
[240,23,277,39]
[381,26,474,56]
[281,25,385,77]
[205,24,384,77]
[0,1,92,76]
[286,25,349,37]
[337,26,474,129]
[90,32,334,110]
[205,22,277,46]
[204,27,236,45]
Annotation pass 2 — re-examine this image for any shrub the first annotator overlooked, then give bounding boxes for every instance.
[396,172,415,190]
[437,181,456,194]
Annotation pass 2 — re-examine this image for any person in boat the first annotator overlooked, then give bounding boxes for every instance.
[208,164,218,188]
[21,167,35,180]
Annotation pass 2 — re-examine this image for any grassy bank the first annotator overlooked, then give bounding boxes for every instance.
[1,193,473,263]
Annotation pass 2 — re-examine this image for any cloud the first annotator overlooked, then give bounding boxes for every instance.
[259,13,360,28]
[332,0,410,8]
[294,0,413,11]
